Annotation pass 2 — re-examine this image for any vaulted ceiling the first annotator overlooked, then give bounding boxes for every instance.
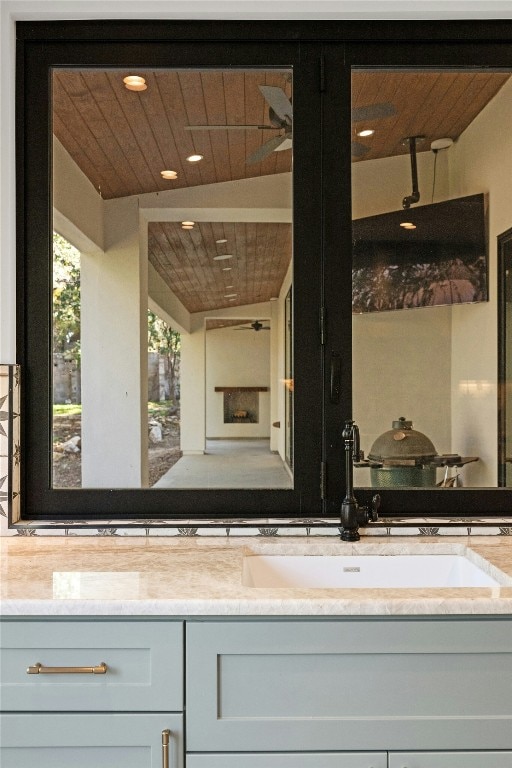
[52,68,509,316]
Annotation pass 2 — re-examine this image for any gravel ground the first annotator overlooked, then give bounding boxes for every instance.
[52,413,181,488]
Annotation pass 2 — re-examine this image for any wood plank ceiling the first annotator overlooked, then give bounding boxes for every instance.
[148,221,292,313]
[52,68,509,316]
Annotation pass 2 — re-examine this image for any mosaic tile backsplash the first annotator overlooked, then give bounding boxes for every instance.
[1,363,511,538]
[0,365,20,528]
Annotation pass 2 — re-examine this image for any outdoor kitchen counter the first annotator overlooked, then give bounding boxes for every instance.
[2,535,512,616]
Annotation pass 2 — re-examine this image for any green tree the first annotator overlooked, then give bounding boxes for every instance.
[53,232,81,362]
[147,311,181,403]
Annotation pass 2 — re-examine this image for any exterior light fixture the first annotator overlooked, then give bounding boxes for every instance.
[186,154,204,163]
[123,75,147,92]
[356,128,375,137]
[222,267,232,271]
[213,254,233,261]
[431,137,454,151]
[215,238,228,244]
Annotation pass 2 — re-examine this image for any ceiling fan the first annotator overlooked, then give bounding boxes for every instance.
[185,86,395,163]
[184,85,292,165]
[235,320,270,332]
[351,102,397,158]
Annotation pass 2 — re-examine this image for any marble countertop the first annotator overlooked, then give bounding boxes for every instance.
[2,535,512,616]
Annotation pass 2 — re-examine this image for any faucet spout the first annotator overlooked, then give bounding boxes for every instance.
[340,420,380,541]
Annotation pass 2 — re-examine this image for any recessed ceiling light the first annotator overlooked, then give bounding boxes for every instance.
[225,285,234,289]
[216,238,228,244]
[270,297,279,301]
[182,220,195,226]
[224,293,238,298]
[400,222,414,228]
[181,224,194,230]
[123,75,147,92]
[356,128,375,137]
[160,170,178,180]
[228,298,237,302]
[222,267,232,271]
[186,154,204,163]
[213,254,233,261]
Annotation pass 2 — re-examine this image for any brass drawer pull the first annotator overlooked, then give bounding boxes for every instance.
[27,662,108,675]
[162,729,171,768]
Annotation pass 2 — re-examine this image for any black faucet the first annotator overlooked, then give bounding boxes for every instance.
[340,420,380,541]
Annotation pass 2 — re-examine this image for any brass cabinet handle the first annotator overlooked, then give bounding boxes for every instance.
[162,729,171,768]
[27,662,108,675]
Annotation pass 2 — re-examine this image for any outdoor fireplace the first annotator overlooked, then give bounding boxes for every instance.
[215,386,269,424]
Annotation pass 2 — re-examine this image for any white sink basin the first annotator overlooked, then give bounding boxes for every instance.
[242,553,509,589]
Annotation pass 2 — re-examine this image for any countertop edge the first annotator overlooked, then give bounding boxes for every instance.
[3,597,512,617]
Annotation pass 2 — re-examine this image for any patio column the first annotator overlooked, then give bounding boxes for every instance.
[179,323,206,454]
[81,197,148,487]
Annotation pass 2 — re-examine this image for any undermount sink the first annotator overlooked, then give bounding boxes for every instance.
[242,552,511,589]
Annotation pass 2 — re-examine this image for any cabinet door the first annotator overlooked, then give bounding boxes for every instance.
[1,620,183,711]
[187,753,387,767]
[187,619,512,752]
[0,713,183,768]
[389,753,512,768]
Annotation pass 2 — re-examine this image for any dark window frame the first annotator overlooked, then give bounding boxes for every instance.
[16,19,512,523]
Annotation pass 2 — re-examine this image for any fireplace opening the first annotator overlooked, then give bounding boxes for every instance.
[223,390,259,423]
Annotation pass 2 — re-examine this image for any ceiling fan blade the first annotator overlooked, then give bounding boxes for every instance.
[274,135,292,152]
[184,124,275,131]
[352,141,371,158]
[351,102,397,123]
[246,134,289,165]
[259,85,293,123]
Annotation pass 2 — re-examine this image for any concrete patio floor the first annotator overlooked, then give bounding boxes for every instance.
[152,438,293,489]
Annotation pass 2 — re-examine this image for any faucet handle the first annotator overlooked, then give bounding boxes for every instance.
[369,493,381,522]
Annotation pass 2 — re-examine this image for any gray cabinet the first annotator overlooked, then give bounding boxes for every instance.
[186,619,512,752]
[3,616,512,765]
[389,753,512,767]
[0,713,183,768]
[187,754,387,767]
[0,620,184,767]
[1,620,183,710]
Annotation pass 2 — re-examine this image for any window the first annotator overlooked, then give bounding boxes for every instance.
[17,20,512,522]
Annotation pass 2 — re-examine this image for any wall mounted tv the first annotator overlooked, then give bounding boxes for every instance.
[352,193,487,313]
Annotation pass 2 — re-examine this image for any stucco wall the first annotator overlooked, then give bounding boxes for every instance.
[205,326,271,439]
[351,150,453,483]
[447,77,512,486]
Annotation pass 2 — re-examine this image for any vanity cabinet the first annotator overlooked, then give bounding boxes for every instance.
[0,620,184,768]
[3,616,512,767]
[186,619,512,753]
[388,754,512,767]
[187,754,387,767]
[0,713,183,768]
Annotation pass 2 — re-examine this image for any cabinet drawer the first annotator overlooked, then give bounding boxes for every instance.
[389,753,512,768]
[0,713,183,768]
[1,620,183,711]
[187,754,387,767]
[187,619,512,752]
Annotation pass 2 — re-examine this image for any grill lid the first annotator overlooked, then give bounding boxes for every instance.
[368,417,437,465]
